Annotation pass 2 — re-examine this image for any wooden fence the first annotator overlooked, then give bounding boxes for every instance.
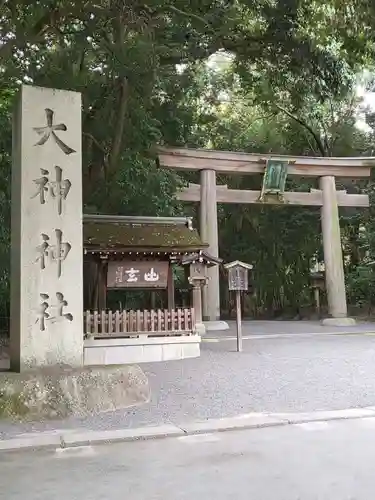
[84,308,196,338]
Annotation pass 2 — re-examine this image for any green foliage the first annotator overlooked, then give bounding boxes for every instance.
[346,265,375,309]
[0,86,13,317]
[1,0,375,317]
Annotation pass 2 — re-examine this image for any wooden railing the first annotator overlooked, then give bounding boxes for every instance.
[84,308,196,338]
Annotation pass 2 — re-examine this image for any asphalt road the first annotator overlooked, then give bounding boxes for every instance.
[3,417,375,500]
[2,333,375,437]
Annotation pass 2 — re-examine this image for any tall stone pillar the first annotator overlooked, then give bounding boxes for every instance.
[320,176,354,326]
[200,169,220,320]
[11,85,83,371]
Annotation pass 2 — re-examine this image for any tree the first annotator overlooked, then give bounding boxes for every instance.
[1,0,375,317]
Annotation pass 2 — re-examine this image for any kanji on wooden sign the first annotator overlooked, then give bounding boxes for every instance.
[107,261,169,288]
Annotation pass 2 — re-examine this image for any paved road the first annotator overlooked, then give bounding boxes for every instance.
[2,333,375,437]
[3,417,375,499]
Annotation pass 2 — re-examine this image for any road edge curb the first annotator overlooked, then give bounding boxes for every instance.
[2,407,375,453]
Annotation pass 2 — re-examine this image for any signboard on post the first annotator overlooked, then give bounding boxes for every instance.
[107,261,169,288]
[228,266,249,291]
[224,260,253,352]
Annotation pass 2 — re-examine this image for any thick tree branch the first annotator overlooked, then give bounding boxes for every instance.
[109,77,128,173]
[165,5,214,32]
[304,132,318,154]
[83,131,107,155]
[0,3,93,63]
[274,104,326,157]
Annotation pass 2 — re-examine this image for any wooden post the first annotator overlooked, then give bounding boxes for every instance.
[167,263,175,310]
[183,265,190,307]
[188,277,205,336]
[225,260,253,351]
[90,260,100,309]
[98,260,107,310]
[192,284,203,324]
[314,288,320,314]
[200,169,220,320]
[320,176,353,325]
[235,290,242,352]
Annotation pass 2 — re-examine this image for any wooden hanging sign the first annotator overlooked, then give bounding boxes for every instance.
[107,261,169,288]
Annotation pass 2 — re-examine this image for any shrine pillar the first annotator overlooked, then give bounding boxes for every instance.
[320,176,355,325]
[10,85,83,371]
[97,259,107,310]
[200,169,220,320]
[167,263,175,310]
[192,284,203,323]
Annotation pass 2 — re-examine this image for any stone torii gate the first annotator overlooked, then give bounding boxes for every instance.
[159,147,374,326]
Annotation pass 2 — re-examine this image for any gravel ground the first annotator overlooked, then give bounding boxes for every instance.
[2,333,375,438]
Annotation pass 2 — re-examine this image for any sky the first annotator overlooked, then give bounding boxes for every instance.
[356,83,375,131]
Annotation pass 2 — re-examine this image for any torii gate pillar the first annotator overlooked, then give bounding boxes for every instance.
[200,169,221,320]
[320,176,355,326]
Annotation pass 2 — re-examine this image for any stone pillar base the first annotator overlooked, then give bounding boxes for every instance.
[195,323,206,336]
[203,320,229,331]
[0,364,149,421]
[321,317,356,327]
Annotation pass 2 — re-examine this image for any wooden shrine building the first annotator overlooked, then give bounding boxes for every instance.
[82,214,221,365]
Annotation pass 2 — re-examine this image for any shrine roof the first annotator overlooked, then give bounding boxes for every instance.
[83,215,207,253]
[180,250,223,267]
